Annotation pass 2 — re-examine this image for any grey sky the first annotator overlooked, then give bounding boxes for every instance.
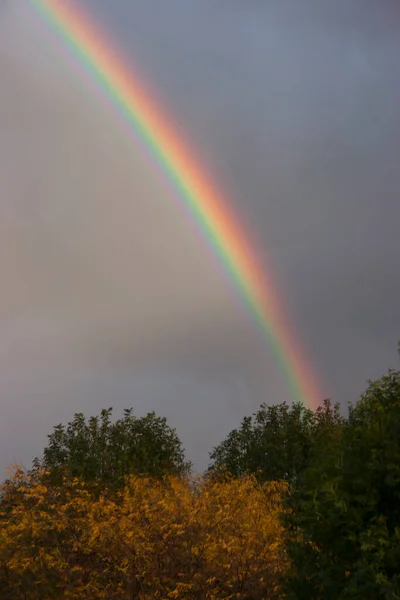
[1,0,399,473]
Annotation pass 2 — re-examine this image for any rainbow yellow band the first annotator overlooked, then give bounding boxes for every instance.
[29,0,322,409]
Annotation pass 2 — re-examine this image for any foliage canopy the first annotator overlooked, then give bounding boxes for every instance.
[284,370,400,599]
[36,408,191,489]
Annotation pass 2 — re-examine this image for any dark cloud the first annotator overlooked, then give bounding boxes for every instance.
[1,0,399,472]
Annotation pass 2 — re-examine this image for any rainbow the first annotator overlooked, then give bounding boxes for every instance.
[28,0,322,409]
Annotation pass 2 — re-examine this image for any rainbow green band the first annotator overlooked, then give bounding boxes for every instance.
[29,0,322,409]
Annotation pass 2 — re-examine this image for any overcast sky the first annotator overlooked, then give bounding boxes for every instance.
[1,0,399,473]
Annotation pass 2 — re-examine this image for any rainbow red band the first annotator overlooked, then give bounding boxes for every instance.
[29,0,323,409]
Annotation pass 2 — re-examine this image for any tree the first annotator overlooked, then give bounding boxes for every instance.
[35,408,191,488]
[285,370,400,599]
[0,468,288,599]
[208,399,343,486]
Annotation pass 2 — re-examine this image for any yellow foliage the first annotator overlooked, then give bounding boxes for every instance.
[0,468,288,599]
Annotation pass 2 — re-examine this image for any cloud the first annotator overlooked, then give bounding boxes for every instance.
[0,3,276,472]
[1,0,400,472]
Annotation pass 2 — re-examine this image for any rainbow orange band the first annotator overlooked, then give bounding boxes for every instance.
[29,0,323,409]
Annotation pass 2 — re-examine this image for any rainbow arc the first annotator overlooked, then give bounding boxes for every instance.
[29,0,322,409]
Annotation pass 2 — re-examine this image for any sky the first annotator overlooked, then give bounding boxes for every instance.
[1,0,399,473]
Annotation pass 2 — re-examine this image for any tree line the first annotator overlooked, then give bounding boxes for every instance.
[1,364,399,598]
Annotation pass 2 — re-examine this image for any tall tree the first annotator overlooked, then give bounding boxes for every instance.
[208,399,343,485]
[36,408,191,488]
[285,370,400,599]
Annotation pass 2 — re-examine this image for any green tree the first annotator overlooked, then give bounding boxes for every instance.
[285,370,400,599]
[208,399,343,485]
[35,408,191,488]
